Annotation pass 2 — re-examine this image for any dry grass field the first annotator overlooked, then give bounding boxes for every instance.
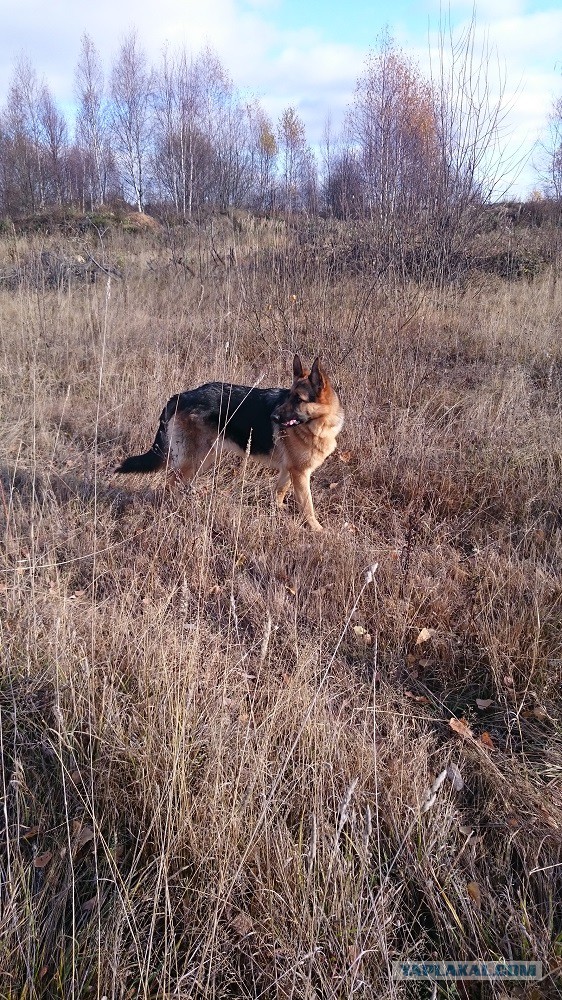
[1,214,561,998]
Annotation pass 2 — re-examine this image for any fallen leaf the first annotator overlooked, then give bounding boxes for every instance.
[404,690,429,704]
[72,821,95,852]
[532,705,549,721]
[467,881,482,909]
[339,450,353,464]
[34,851,53,869]
[285,584,296,596]
[348,944,361,965]
[480,732,495,750]
[415,627,436,646]
[230,911,254,937]
[21,825,40,840]
[447,764,464,791]
[113,843,125,863]
[82,896,98,913]
[328,482,338,490]
[459,824,475,837]
[449,717,474,739]
[476,698,493,709]
[421,790,437,813]
[353,625,372,644]
[538,807,558,830]
[503,675,515,687]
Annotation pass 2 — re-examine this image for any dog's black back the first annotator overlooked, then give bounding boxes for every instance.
[117,383,291,475]
[164,383,290,456]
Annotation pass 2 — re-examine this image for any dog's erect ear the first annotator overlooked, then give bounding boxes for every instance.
[309,357,325,393]
[293,354,304,380]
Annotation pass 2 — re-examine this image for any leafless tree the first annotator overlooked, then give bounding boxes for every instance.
[539,94,562,199]
[153,48,199,216]
[2,57,47,211]
[194,49,241,209]
[277,107,311,212]
[347,33,441,226]
[110,32,152,212]
[246,102,277,211]
[152,47,250,214]
[424,12,516,273]
[75,34,112,208]
[325,148,364,218]
[344,22,515,278]
[213,99,255,209]
[38,86,69,204]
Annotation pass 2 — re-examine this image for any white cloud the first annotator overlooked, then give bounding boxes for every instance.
[1,0,245,100]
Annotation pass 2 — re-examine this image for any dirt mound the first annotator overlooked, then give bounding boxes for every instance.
[123,212,160,232]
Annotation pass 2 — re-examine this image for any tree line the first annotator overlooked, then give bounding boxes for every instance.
[0,33,316,218]
[0,26,560,224]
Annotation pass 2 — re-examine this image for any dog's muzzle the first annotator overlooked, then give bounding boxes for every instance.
[272,413,303,428]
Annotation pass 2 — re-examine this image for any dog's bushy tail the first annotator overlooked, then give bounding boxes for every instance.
[115,449,164,474]
[115,401,173,475]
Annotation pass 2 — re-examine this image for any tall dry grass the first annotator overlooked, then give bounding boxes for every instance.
[1,217,561,998]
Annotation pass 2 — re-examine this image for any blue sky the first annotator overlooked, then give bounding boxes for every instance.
[1,0,561,197]
[258,0,431,48]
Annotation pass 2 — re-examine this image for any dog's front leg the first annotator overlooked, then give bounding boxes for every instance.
[291,470,323,532]
[275,469,291,507]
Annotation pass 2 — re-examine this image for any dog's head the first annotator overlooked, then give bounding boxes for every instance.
[272,355,330,428]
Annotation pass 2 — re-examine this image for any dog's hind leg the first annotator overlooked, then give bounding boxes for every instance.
[166,412,211,488]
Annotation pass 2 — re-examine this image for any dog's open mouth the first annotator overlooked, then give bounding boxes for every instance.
[272,412,307,428]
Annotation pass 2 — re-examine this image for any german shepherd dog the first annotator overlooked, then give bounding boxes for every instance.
[115,356,344,531]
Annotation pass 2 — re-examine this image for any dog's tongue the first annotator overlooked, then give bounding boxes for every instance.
[284,418,298,426]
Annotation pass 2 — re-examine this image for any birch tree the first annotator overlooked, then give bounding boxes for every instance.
[75,34,112,207]
[110,33,152,211]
